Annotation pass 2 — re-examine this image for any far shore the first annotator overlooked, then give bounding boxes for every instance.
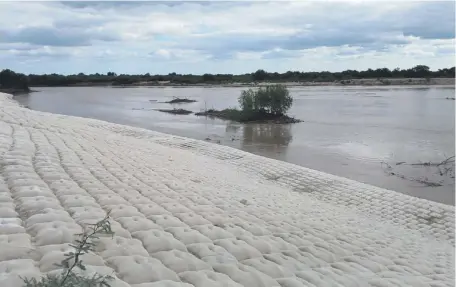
[4,77,454,95]
[27,77,455,89]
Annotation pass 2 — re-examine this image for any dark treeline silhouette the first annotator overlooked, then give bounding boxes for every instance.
[1,65,455,89]
[0,69,30,93]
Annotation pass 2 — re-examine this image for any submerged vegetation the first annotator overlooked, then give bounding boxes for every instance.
[196,85,300,123]
[195,108,301,123]
[156,108,193,115]
[0,65,453,88]
[164,98,197,104]
[381,156,455,187]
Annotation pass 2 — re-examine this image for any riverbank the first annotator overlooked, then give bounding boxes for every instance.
[0,91,454,286]
[0,88,32,95]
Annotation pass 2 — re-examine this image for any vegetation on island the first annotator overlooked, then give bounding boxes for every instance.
[156,108,193,115]
[0,69,30,94]
[22,214,114,287]
[0,65,453,88]
[163,97,197,104]
[196,84,300,123]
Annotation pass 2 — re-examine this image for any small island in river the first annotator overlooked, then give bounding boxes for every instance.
[163,98,197,104]
[152,84,301,124]
[196,84,301,124]
[156,108,193,115]
[195,109,301,124]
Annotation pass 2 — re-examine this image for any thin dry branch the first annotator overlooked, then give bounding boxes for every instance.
[381,155,455,187]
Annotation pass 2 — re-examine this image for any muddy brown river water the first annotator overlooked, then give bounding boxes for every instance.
[13,85,455,205]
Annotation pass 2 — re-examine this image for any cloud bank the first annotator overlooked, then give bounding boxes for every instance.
[0,1,454,74]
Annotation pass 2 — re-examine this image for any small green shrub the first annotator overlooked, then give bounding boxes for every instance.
[22,214,114,287]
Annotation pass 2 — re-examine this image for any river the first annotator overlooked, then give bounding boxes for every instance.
[12,85,455,205]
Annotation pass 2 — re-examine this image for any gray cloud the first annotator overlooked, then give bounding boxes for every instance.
[9,49,71,59]
[0,27,88,46]
[53,18,107,29]
[58,1,151,9]
[0,43,36,51]
[175,31,411,59]
[0,1,454,73]
[59,1,248,10]
[261,49,300,60]
[399,2,455,39]
[271,2,455,41]
[164,2,454,59]
[0,26,118,47]
[60,1,189,8]
[1,1,453,53]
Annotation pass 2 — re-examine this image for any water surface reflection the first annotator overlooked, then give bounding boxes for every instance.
[241,124,293,157]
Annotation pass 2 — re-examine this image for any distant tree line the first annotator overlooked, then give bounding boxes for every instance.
[1,65,454,89]
[250,65,455,82]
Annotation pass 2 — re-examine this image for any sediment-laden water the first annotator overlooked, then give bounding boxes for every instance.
[14,85,455,204]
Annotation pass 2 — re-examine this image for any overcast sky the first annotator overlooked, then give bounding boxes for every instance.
[0,1,454,75]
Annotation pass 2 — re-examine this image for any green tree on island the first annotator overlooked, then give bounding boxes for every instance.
[196,84,299,123]
[238,84,293,116]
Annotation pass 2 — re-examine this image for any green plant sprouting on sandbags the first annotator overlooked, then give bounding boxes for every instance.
[22,214,114,287]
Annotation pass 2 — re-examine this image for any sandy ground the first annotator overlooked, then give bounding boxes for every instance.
[0,92,454,286]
